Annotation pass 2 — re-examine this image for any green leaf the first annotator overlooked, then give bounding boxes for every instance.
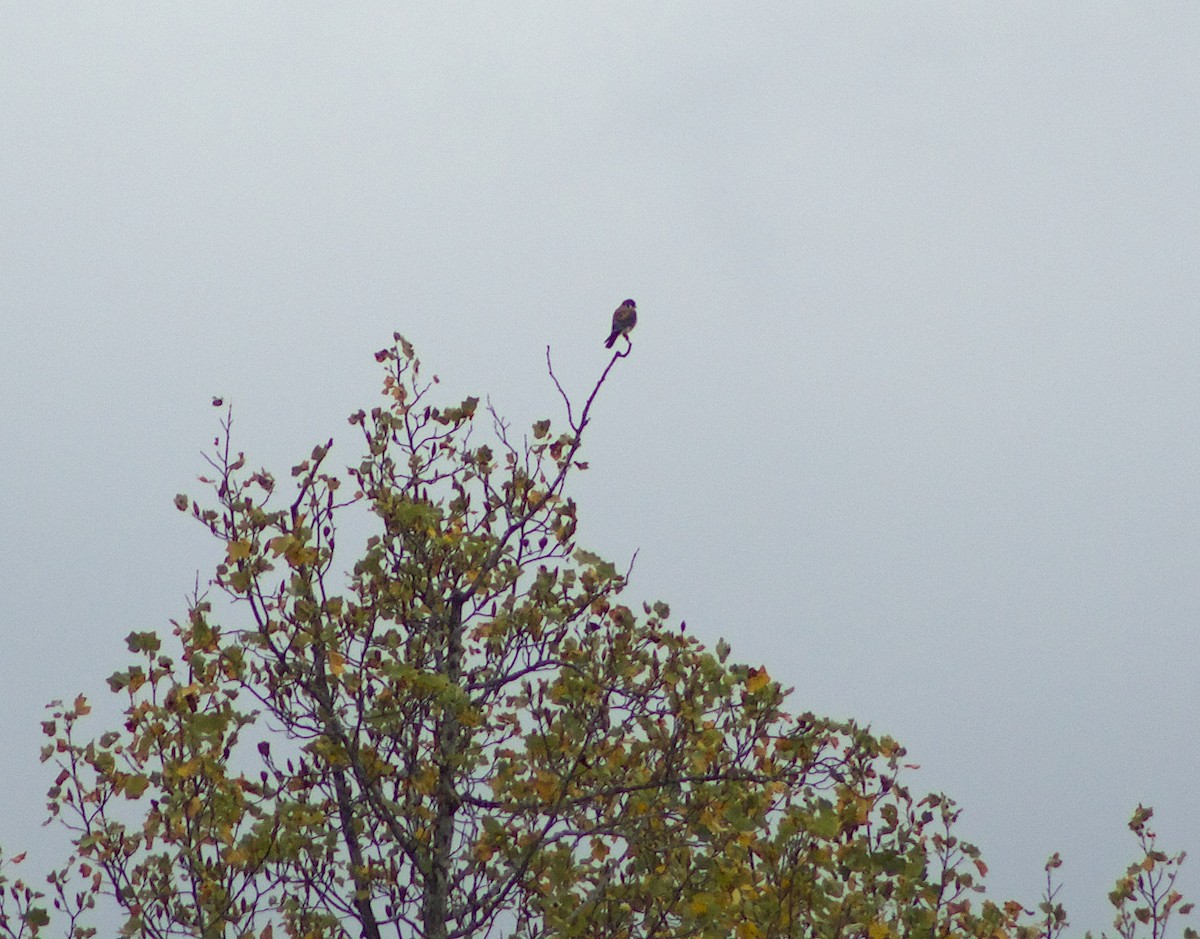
[125,631,161,654]
[24,906,50,927]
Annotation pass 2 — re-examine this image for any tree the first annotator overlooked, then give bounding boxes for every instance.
[0,337,1192,939]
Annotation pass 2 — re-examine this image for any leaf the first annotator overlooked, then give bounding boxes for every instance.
[24,907,50,928]
[810,807,841,839]
[174,759,201,780]
[224,847,251,867]
[746,667,770,693]
[228,568,252,593]
[125,631,161,654]
[227,540,253,562]
[1129,804,1153,832]
[473,841,495,862]
[328,651,345,676]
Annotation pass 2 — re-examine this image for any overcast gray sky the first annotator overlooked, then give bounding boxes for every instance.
[3,4,1198,931]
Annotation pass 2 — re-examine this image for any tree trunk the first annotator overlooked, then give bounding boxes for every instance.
[422,595,465,939]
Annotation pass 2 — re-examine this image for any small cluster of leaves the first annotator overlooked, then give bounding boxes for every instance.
[1104,807,1194,939]
[0,844,96,938]
[3,336,1192,939]
[1018,808,1194,939]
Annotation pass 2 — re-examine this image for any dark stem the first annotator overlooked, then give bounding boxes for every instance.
[422,595,466,939]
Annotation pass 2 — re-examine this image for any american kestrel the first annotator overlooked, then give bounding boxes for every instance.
[605,299,637,349]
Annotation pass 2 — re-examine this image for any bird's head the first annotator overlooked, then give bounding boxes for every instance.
[622,299,636,308]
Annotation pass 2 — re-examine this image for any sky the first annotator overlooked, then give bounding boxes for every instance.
[2,4,1198,932]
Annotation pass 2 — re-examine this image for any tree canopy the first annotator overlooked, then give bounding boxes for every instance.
[1,337,1193,939]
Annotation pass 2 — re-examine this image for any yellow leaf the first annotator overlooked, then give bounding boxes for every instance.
[227,540,253,561]
[746,667,770,693]
[285,542,319,568]
[473,841,494,862]
[328,651,345,676]
[533,772,559,800]
[868,922,890,939]
[224,847,250,866]
[174,759,200,779]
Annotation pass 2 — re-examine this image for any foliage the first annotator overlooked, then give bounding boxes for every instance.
[0,337,1192,939]
[1101,807,1194,939]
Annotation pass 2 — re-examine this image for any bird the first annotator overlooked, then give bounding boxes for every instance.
[604,299,637,349]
